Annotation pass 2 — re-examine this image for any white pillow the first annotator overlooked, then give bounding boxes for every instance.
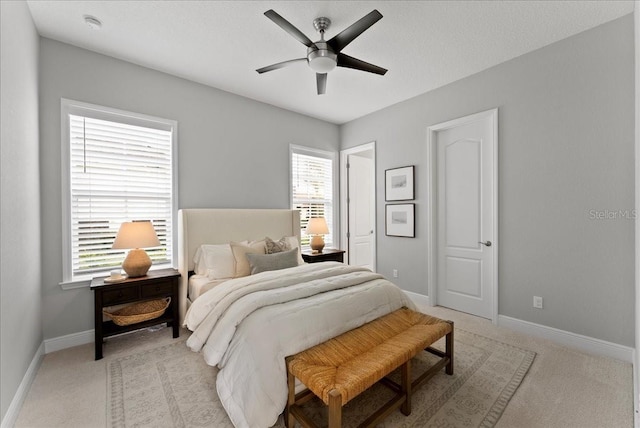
[193,247,207,275]
[193,244,236,279]
[283,236,305,265]
[230,240,266,278]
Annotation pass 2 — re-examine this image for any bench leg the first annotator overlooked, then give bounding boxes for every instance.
[328,390,342,428]
[401,359,412,416]
[446,321,454,375]
[286,364,295,428]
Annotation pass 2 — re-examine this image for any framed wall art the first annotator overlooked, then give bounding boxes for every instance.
[385,204,415,237]
[385,165,414,201]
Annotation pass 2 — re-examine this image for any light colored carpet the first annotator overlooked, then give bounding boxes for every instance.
[106,329,534,427]
[14,306,633,428]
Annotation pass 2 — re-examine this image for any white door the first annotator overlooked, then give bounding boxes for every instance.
[347,153,375,270]
[432,110,497,319]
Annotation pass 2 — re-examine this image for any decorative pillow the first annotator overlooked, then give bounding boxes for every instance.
[246,248,299,275]
[263,236,304,265]
[230,240,266,278]
[265,236,291,254]
[193,244,236,278]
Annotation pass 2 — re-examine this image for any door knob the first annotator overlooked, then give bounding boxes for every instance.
[479,241,492,247]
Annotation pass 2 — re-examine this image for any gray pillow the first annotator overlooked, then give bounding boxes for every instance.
[246,248,299,274]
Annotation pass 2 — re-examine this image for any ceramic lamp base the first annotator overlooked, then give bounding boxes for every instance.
[310,235,325,253]
[122,248,152,277]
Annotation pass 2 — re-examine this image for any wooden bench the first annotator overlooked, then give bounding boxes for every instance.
[285,308,454,428]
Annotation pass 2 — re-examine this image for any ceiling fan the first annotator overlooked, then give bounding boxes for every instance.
[256,9,388,95]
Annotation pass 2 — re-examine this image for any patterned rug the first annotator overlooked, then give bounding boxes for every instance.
[107,329,535,428]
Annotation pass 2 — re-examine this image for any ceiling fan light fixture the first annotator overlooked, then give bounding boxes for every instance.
[307,42,337,73]
[308,55,337,73]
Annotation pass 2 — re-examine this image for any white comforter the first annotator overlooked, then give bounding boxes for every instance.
[184,262,416,428]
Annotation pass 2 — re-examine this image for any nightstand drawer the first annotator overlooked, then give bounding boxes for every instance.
[102,285,139,305]
[141,280,173,298]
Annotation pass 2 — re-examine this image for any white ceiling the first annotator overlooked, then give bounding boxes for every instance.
[26,1,634,125]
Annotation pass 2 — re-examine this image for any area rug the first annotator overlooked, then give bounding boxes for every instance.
[107,329,535,428]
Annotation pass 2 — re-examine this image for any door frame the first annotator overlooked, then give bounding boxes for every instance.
[426,109,499,324]
[340,142,376,271]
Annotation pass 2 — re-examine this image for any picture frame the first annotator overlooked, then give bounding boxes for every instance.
[385,204,415,238]
[385,166,414,201]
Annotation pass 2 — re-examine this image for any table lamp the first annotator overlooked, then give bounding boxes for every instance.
[112,221,160,277]
[306,217,329,253]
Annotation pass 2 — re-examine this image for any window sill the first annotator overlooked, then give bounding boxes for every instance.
[59,278,91,290]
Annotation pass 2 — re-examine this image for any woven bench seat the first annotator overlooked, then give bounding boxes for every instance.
[285,307,453,428]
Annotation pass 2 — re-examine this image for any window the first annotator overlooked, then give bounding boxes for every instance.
[290,145,336,247]
[61,99,177,282]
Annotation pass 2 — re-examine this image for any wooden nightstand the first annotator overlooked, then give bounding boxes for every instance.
[301,248,345,264]
[90,268,180,360]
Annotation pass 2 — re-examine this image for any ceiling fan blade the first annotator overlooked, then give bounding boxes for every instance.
[337,53,387,75]
[256,58,307,74]
[327,10,383,52]
[264,10,315,48]
[316,73,327,95]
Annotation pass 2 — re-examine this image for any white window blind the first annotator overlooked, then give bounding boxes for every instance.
[63,101,176,281]
[291,146,335,247]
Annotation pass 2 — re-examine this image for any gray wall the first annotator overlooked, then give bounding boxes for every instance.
[39,39,339,339]
[0,1,43,421]
[340,15,635,347]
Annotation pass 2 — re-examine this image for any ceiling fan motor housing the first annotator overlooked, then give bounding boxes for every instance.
[308,17,336,73]
[307,41,337,73]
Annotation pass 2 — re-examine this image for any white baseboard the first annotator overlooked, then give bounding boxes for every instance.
[0,342,44,428]
[498,315,634,363]
[44,329,94,354]
[401,293,634,363]
[403,290,431,308]
[2,330,94,427]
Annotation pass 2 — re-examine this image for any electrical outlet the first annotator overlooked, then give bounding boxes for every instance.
[393,269,398,278]
[533,296,543,309]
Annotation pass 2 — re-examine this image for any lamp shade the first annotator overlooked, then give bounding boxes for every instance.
[112,221,160,249]
[306,217,329,235]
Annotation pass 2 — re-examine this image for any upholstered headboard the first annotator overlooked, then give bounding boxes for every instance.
[177,208,301,322]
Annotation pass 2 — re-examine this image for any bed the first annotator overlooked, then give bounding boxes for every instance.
[177,209,416,428]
